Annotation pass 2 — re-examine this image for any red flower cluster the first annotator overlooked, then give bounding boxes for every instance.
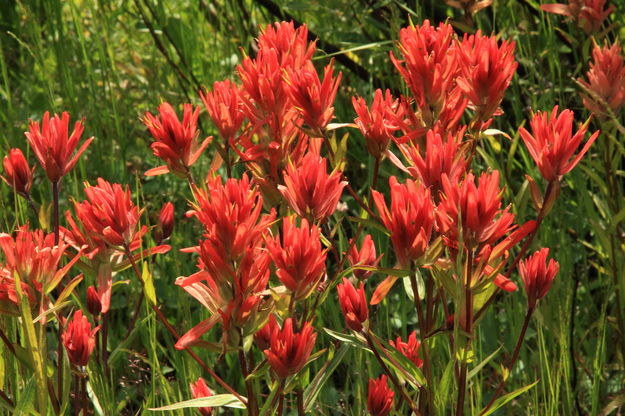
[62,310,99,367]
[263,317,317,378]
[367,375,395,416]
[201,80,245,142]
[2,148,35,198]
[352,89,403,159]
[519,106,599,182]
[278,152,347,223]
[143,102,211,178]
[390,331,423,368]
[25,112,93,183]
[337,278,369,332]
[541,0,614,34]
[189,377,213,416]
[519,248,560,308]
[579,42,625,118]
[347,234,381,280]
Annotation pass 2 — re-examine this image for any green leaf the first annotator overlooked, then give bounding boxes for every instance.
[13,375,35,415]
[468,346,502,380]
[323,328,369,350]
[481,380,539,416]
[141,261,157,306]
[304,343,349,412]
[436,360,455,413]
[149,394,246,411]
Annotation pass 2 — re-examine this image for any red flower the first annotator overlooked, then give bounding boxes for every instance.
[278,152,347,223]
[267,217,327,300]
[456,31,517,126]
[353,89,403,159]
[397,127,468,196]
[390,331,423,368]
[2,148,35,198]
[143,102,211,178]
[519,106,599,182]
[579,42,625,118]
[25,112,93,183]
[201,80,245,142]
[437,171,515,250]
[62,310,99,367]
[86,286,102,316]
[519,248,559,308]
[74,178,141,248]
[337,278,369,332]
[189,377,213,416]
[541,0,614,34]
[155,202,174,242]
[367,375,395,416]
[263,318,316,378]
[256,21,315,69]
[254,314,275,350]
[0,224,81,295]
[347,234,381,280]
[372,177,435,267]
[285,61,342,134]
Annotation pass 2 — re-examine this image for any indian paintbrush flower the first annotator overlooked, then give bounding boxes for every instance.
[86,286,102,316]
[337,278,369,332]
[25,111,93,183]
[2,148,35,198]
[519,248,560,308]
[189,377,213,416]
[352,89,403,159]
[579,42,625,118]
[201,80,246,142]
[62,310,99,367]
[367,375,395,416]
[519,106,599,182]
[390,331,423,368]
[347,234,381,280]
[263,317,317,378]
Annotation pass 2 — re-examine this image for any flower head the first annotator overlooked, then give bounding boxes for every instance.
[2,148,35,198]
[86,286,102,316]
[74,178,141,248]
[278,152,347,223]
[456,31,517,125]
[285,61,342,134]
[263,318,316,378]
[541,0,614,34]
[519,248,559,308]
[25,112,93,183]
[347,234,381,280]
[201,80,246,141]
[155,202,174,242]
[337,278,368,332]
[390,331,423,368]
[372,177,435,267]
[267,217,327,301]
[579,42,625,118]
[519,106,599,182]
[143,102,211,178]
[62,310,99,366]
[189,377,213,416]
[367,375,395,416]
[353,89,403,159]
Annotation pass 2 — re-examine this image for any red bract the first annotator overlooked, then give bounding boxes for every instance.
[257,21,315,69]
[367,375,395,416]
[337,278,368,332]
[456,31,517,126]
[396,128,468,196]
[155,202,174,242]
[519,248,559,308]
[0,224,81,295]
[143,102,211,178]
[267,217,327,301]
[519,106,599,182]
[190,377,213,416]
[263,318,316,378]
[438,171,515,250]
[201,80,245,142]
[86,285,102,316]
[74,178,141,248]
[278,152,347,223]
[579,42,625,118]
[347,234,381,280]
[62,310,99,367]
[541,0,614,34]
[187,175,275,279]
[372,177,435,267]
[25,111,93,183]
[285,61,342,135]
[2,148,35,198]
[390,331,423,368]
[352,89,403,159]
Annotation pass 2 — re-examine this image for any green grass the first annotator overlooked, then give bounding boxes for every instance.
[1,0,624,415]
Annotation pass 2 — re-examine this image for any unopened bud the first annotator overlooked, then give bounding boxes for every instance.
[86,286,102,316]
